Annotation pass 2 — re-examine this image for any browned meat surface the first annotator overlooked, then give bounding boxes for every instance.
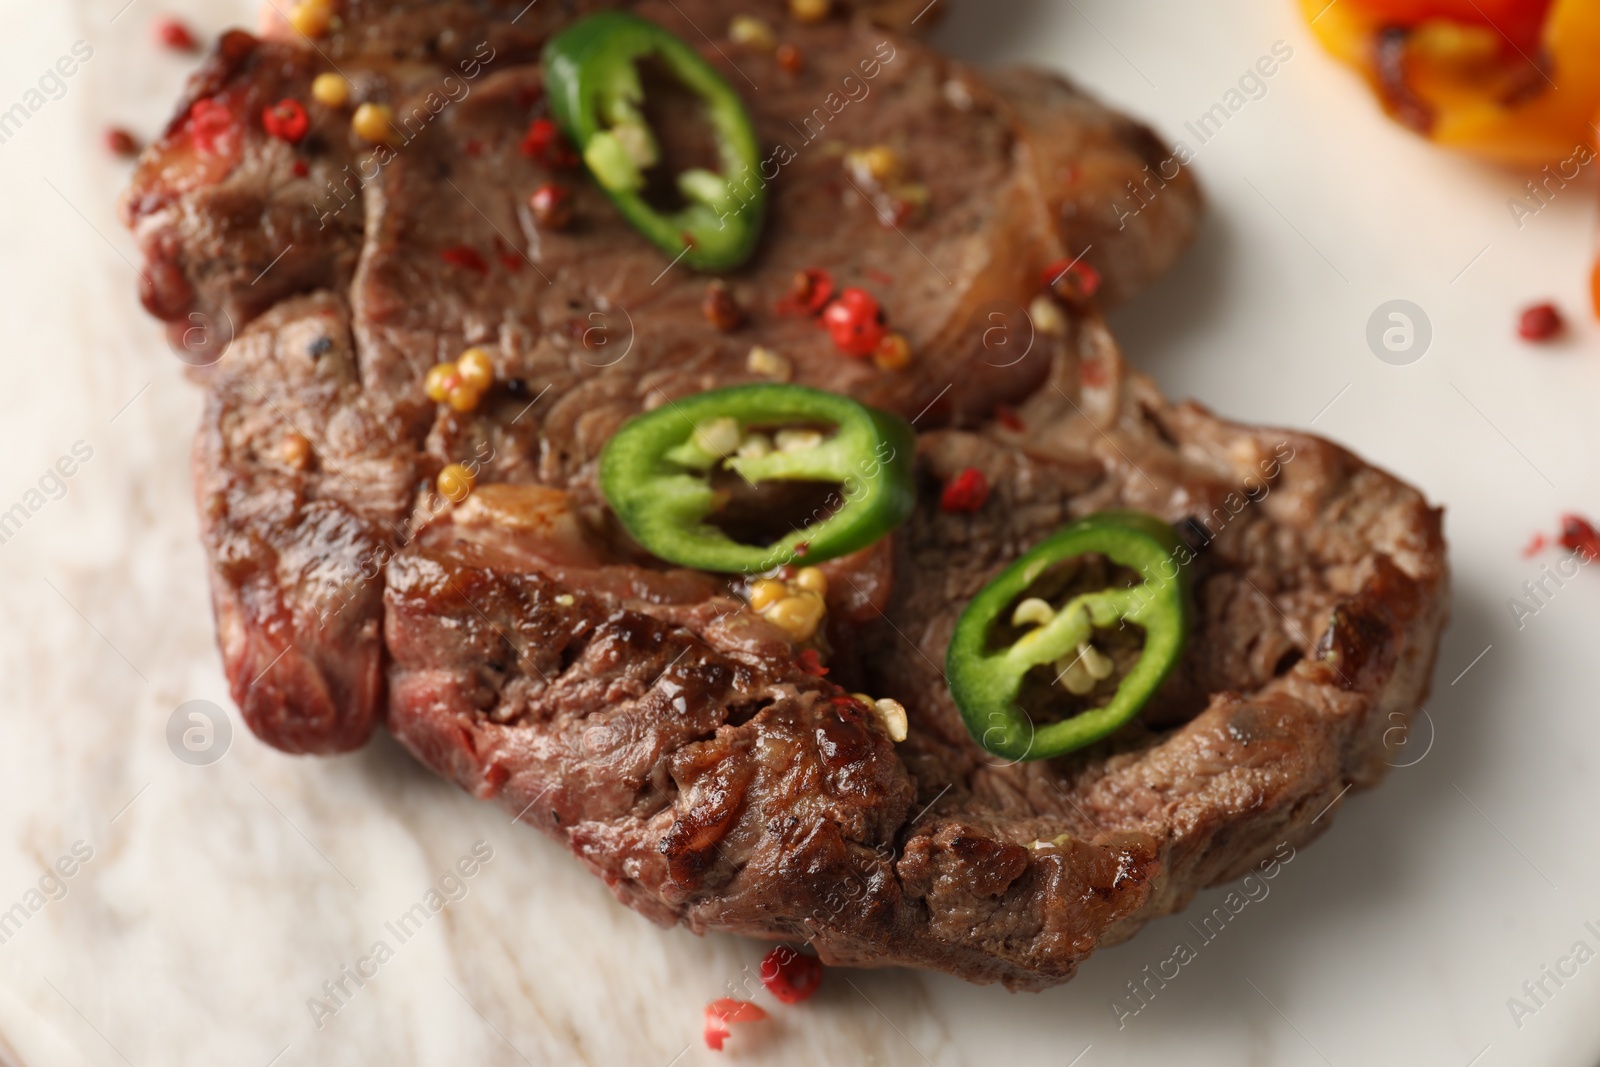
[988,66,1201,309]
[380,316,1447,988]
[123,1,1447,990]
[126,0,1200,754]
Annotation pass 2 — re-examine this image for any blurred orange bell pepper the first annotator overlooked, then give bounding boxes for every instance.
[1301,0,1600,166]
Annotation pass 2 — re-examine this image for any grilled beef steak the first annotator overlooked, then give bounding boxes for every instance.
[127,0,1200,753]
[124,0,1447,990]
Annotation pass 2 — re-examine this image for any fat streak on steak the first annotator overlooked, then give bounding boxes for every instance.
[123,0,1447,990]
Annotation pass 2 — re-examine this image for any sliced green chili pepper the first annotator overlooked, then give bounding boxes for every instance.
[543,11,766,271]
[599,384,914,573]
[946,511,1191,762]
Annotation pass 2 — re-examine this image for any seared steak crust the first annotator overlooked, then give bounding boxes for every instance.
[130,0,1201,756]
[127,2,1446,989]
[380,316,1446,988]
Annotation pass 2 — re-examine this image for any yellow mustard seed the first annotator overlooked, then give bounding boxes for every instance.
[792,568,827,596]
[789,0,831,24]
[748,578,788,613]
[437,463,475,503]
[311,72,351,107]
[424,362,456,403]
[765,594,825,641]
[729,15,777,50]
[288,0,333,38]
[350,102,393,144]
[456,347,495,392]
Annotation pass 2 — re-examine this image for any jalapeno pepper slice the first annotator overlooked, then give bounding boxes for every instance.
[946,511,1191,762]
[543,11,766,271]
[599,384,915,573]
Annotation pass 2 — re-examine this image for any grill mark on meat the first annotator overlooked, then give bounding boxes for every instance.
[1314,557,1406,691]
[1137,400,1181,449]
[555,625,593,679]
[661,738,755,893]
[725,696,776,729]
